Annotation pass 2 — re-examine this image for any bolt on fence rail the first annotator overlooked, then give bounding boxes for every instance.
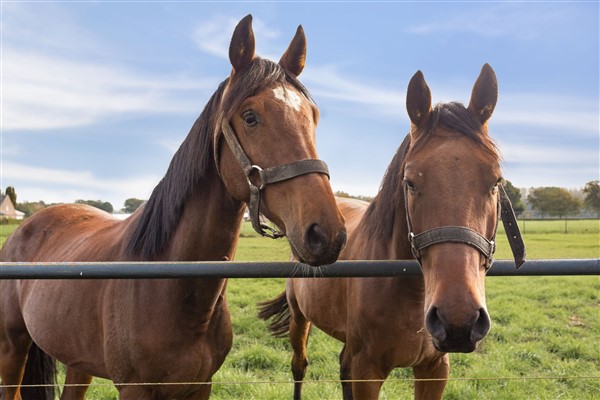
[1,259,598,279]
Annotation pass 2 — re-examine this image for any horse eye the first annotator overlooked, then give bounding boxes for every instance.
[492,178,503,193]
[404,179,416,192]
[242,111,258,127]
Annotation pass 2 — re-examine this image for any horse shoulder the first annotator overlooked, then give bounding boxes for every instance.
[334,196,368,237]
[290,277,348,342]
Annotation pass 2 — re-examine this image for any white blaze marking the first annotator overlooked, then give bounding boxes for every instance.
[272,87,303,112]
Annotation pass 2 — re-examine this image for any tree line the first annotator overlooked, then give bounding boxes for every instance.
[3,180,600,219]
[336,180,600,219]
[2,187,146,218]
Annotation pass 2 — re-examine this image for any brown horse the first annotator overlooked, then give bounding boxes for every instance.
[0,15,346,400]
[260,64,519,399]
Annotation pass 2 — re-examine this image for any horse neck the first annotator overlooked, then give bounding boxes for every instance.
[358,195,412,260]
[354,135,414,260]
[149,164,244,318]
[161,165,246,262]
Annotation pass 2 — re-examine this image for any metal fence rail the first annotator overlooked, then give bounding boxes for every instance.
[1,258,598,279]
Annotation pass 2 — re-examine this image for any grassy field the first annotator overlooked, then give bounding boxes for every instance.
[1,220,599,399]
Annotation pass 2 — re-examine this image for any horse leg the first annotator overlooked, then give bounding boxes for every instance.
[116,385,152,400]
[412,354,449,400]
[0,309,31,400]
[60,367,92,400]
[0,338,30,400]
[350,353,387,400]
[288,301,311,400]
[183,384,212,400]
[117,382,212,400]
[339,344,353,400]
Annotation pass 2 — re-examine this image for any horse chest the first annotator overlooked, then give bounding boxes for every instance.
[347,278,438,366]
[104,281,232,386]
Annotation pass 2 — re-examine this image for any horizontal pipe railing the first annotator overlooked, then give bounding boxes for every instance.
[0,259,598,279]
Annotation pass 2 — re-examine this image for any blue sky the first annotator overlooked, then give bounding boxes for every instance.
[2,1,598,210]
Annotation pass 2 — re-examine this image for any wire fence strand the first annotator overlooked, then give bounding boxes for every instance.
[3,375,599,389]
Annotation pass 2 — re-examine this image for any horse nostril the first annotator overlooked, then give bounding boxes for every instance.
[304,223,328,257]
[471,308,491,343]
[425,306,447,342]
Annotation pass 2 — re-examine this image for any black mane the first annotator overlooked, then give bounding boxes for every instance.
[126,58,313,259]
[362,102,499,240]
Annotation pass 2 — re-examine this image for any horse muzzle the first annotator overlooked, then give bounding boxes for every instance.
[291,223,347,267]
[425,305,491,353]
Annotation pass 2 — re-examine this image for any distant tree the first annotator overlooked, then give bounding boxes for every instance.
[527,187,581,219]
[16,201,47,217]
[5,186,17,206]
[334,190,350,198]
[123,198,145,214]
[582,180,600,217]
[502,180,524,215]
[334,191,374,203]
[75,199,114,213]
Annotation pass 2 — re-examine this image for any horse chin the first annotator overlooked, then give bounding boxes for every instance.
[289,243,311,267]
[431,338,479,354]
[292,252,307,265]
[285,227,342,267]
[288,240,329,267]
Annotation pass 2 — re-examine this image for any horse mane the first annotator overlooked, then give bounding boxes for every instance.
[362,102,499,240]
[126,58,313,259]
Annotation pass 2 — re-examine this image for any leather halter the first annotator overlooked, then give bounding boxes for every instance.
[405,183,526,270]
[220,121,330,238]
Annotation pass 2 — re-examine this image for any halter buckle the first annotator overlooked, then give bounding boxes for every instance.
[408,232,420,260]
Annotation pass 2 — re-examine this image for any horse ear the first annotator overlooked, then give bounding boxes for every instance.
[406,70,432,129]
[229,14,255,74]
[279,25,307,77]
[468,63,498,124]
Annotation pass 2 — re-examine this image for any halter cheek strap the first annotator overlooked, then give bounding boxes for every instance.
[220,121,330,238]
[405,183,526,270]
[498,184,526,268]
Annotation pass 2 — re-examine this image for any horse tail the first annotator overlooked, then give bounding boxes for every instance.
[20,342,57,400]
[257,291,291,338]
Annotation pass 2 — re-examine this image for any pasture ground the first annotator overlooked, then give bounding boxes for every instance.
[1,220,598,399]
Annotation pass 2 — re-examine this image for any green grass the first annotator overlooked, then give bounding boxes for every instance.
[517,219,599,235]
[214,225,600,399]
[0,223,20,248]
[2,221,599,398]
[495,222,600,260]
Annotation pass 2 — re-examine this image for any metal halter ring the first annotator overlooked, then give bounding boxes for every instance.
[220,120,330,238]
[246,165,265,190]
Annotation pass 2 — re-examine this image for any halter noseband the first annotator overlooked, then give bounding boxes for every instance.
[221,120,330,238]
[405,183,526,270]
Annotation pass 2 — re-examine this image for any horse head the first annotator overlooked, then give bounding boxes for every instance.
[404,64,500,352]
[215,15,346,266]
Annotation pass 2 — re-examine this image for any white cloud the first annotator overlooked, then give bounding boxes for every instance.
[156,138,184,155]
[192,15,281,60]
[499,142,598,166]
[405,4,569,40]
[2,161,159,207]
[1,143,20,157]
[301,65,600,136]
[302,65,405,119]
[494,94,598,134]
[3,49,214,131]
[2,1,105,55]
[2,3,220,132]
